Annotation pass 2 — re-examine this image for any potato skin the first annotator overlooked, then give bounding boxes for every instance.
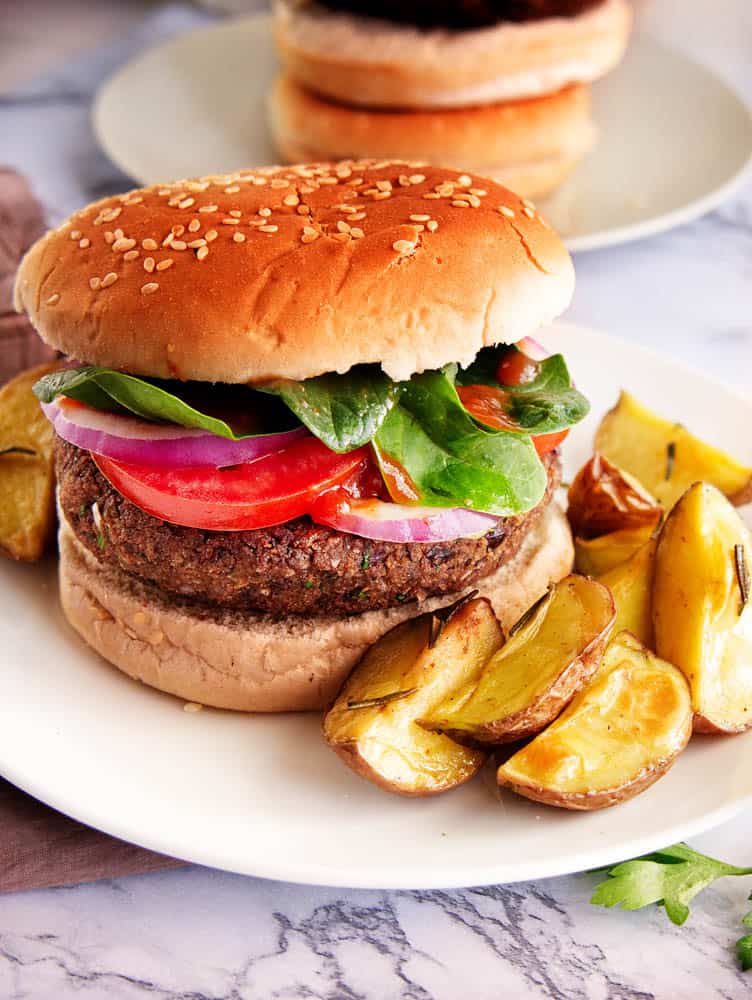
[328,740,485,797]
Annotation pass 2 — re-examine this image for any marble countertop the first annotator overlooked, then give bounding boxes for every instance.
[1,1,752,997]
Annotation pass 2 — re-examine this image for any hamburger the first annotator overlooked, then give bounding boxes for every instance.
[14,160,587,712]
[270,0,631,199]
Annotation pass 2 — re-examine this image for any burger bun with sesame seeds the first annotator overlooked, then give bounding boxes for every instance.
[272,0,632,109]
[269,77,597,202]
[14,161,573,383]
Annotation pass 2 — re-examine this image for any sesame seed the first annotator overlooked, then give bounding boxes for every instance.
[270,178,290,189]
[141,282,159,295]
[469,188,487,196]
[229,209,242,218]
[156,258,174,271]
[171,224,185,236]
[331,233,349,243]
[163,233,175,247]
[350,227,364,239]
[233,232,246,243]
[178,198,195,209]
[437,184,455,197]
[522,206,535,218]
[205,229,218,242]
[123,249,139,262]
[423,193,440,200]
[346,178,364,187]
[89,277,101,290]
[183,702,203,713]
[336,220,351,233]
[196,245,209,260]
[142,238,158,250]
[499,205,515,218]
[224,185,240,194]
[112,237,136,252]
[221,219,240,226]
[258,224,278,233]
[467,195,481,208]
[198,204,218,213]
[300,184,317,194]
[348,211,366,221]
[70,229,82,240]
[372,191,391,200]
[125,195,143,205]
[114,228,124,239]
[101,272,118,288]
[79,238,91,249]
[336,165,352,178]
[283,193,300,207]
[252,177,268,186]
[398,175,410,187]
[427,220,438,232]
[340,204,358,214]
[168,196,182,207]
[296,205,311,215]
[409,214,430,222]
[188,219,201,232]
[452,200,470,208]
[303,225,317,236]
[188,238,207,249]
[457,174,472,187]
[144,257,155,273]
[409,174,426,184]
[301,231,319,244]
[393,240,415,254]
[171,240,187,250]
[46,293,60,305]
[258,207,271,218]
[104,232,115,245]
[103,207,122,222]
[318,176,338,185]
[376,180,392,192]
[522,198,536,210]
[157,189,171,197]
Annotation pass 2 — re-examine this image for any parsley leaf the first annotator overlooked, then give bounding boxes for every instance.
[738,897,752,971]
[590,843,752,927]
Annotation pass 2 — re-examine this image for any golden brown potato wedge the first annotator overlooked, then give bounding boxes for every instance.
[595,391,752,511]
[598,538,657,647]
[0,363,59,560]
[419,575,615,745]
[497,631,692,810]
[568,452,663,540]
[574,524,656,578]
[323,597,503,795]
[654,482,752,734]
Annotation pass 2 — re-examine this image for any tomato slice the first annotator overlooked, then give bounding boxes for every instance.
[94,439,369,531]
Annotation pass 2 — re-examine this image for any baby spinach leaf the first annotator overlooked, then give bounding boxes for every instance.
[373,370,547,517]
[258,366,396,453]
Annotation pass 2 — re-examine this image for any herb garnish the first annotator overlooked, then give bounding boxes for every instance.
[735,543,750,613]
[665,441,676,480]
[360,551,371,571]
[738,898,752,971]
[0,446,36,457]
[346,688,418,711]
[509,588,551,637]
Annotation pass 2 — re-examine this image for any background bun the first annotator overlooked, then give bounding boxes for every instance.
[270,77,596,201]
[59,504,574,712]
[15,161,573,383]
[272,0,632,109]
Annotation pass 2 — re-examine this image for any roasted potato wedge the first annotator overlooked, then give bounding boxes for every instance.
[596,391,752,510]
[419,576,615,745]
[574,524,656,578]
[654,482,752,734]
[323,597,503,795]
[568,452,663,540]
[598,538,657,647]
[497,631,692,810]
[0,363,58,560]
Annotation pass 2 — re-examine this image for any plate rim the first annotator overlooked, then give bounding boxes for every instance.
[3,321,752,890]
[92,17,752,255]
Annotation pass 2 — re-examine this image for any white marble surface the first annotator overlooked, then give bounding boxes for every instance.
[1,2,752,998]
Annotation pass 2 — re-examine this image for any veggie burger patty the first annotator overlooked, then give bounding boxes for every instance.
[57,439,561,617]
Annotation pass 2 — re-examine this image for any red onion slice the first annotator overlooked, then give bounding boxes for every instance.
[311,493,498,543]
[42,398,308,468]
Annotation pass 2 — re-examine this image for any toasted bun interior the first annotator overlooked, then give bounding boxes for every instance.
[269,77,596,201]
[15,161,573,383]
[58,502,574,713]
[272,0,632,108]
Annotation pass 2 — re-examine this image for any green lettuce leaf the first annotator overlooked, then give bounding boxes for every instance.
[373,369,547,517]
[258,366,397,453]
[457,348,590,436]
[33,367,292,441]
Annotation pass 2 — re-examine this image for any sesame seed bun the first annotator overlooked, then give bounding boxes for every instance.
[269,77,596,202]
[272,0,631,109]
[58,501,574,712]
[15,161,573,383]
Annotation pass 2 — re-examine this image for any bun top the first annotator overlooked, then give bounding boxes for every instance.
[15,160,574,383]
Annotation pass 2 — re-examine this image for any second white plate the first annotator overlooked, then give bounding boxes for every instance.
[2,324,752,890]
[93,17,752,252]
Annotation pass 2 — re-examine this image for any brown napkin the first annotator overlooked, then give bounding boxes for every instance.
[0,168,58,384]
[1,169,184,893]
[0,779,184,893]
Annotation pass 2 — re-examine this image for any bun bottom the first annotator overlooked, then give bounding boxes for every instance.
[268,76,595,201]
[58,503,573,713]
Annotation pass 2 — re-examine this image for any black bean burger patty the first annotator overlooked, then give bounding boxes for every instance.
[57,439,561,617]
[317,0,602,30]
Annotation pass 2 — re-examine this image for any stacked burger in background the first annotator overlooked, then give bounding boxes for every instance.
[269,0,632,200]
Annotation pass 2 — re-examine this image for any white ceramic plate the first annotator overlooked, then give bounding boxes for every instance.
[2,324,751,890]
[93,17,752,252]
